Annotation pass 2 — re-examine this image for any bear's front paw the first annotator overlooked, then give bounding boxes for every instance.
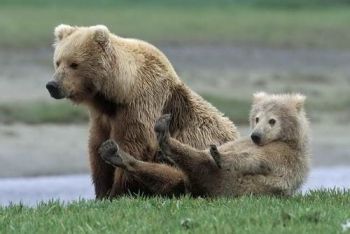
[98,139,123,167]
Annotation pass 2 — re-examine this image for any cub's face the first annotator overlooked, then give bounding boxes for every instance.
[250,105,283,146]
[46,25,111,104]
[249,92,305,146]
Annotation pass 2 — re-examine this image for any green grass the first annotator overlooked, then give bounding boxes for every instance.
[1,190,350,233]
[203,94,251,124]
[0,96,250,125]
[1,4,350,48]
[2,0,350,8]
[0,92,348,125]
[0,101,88,124]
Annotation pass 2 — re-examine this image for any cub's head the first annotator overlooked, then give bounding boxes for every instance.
[249,92,307,146]
[46,24,115,103]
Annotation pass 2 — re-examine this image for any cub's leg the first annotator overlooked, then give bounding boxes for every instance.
[155,114,219,173]
[218,150,271,175]
[99,140,189,196]
[210,144,270,175]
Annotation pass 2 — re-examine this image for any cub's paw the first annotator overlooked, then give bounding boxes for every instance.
[154,114,171,135]
[155,114,171,147]
[98,139,123,168]
[209,144,222,169]
[154,150,168,163]
[154,150,176,166]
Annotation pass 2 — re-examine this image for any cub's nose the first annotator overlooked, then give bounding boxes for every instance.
[46,81,64,99]
[251,133,261,145]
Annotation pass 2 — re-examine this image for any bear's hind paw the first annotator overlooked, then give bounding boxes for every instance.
[98,139,124,168]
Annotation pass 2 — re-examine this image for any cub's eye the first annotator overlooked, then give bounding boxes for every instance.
[55,61,60,67]
[70,63,78,69]
[255,117,259,123]
[269,119,276,126]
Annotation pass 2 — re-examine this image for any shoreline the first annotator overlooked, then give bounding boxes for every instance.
[1,166,350,206]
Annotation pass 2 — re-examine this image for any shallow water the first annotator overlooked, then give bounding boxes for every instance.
[0,167,349,207]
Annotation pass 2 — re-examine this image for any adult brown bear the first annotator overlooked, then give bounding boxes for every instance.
[46,24,239,199]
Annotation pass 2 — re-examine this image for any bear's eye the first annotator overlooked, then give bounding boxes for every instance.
[269,119,276,126]
[255,117,259,123]
[70,63,78,69]
[56,61,60,67]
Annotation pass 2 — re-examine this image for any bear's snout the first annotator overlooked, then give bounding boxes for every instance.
[251,132,262,145]
[46,81,65,99]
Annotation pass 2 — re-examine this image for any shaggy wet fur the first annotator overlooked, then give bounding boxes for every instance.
[50,25,239,199]
[99,93,310,197]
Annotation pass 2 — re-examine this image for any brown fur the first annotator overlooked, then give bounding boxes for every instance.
[99,93,310,197]
[50,24,239,198]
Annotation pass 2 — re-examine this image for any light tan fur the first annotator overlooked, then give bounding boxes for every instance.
[99,93,310,197]
[50,25,239,198]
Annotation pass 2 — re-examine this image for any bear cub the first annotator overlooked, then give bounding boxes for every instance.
[99,92,311,197]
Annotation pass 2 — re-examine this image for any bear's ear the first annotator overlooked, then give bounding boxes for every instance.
[293,94,306,112]
[92,25,110,47]
[54,24,76,41]
[253,92,268,104]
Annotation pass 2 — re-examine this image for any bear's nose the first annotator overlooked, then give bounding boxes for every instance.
[46,81,64,99]
[251,133,261,145]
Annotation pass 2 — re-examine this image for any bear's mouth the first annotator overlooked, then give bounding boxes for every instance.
[67,93,85,103]
[66,94,74,99]
[253,142,263,146]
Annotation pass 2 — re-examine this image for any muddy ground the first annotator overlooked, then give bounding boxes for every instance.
[0,45,349,177]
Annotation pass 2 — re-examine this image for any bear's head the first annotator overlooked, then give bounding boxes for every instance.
[249,92,307,146]
[46,24,119,104]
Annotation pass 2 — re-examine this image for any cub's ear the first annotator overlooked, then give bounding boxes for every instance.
[54,24,76,41]
[253,91,268,104]
[92,25,110,47]
[293,94,306,112]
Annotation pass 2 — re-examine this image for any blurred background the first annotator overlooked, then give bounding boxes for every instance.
[0,0,349,204]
